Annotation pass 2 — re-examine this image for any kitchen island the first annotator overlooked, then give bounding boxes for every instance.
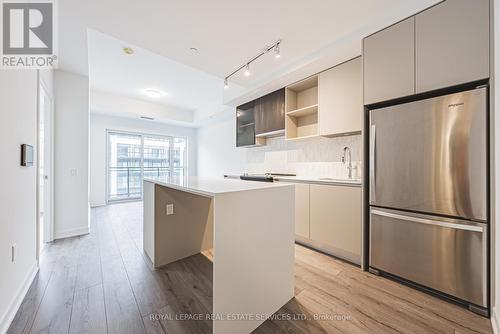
[143,176,295,334]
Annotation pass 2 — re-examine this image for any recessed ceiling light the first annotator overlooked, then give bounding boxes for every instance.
[140,116,155,121]
[123,47,134,55]
[143,89,165,98]
[244,64,250,76]
[189,47,199,53]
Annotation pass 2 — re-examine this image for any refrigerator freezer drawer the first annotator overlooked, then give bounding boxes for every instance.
[369,208,487,307]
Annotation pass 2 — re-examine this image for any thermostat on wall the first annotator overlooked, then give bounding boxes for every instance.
[21,144,34,166]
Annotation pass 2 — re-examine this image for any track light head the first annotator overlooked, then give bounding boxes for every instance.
[223,39,282,88]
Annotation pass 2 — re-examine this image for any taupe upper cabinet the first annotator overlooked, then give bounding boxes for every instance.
[415,0,489,93]
[319,57,362,136]
[363,17,415,105]
[255,88,285,136]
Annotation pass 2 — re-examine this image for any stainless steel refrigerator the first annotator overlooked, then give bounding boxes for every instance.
[368,87,488,315]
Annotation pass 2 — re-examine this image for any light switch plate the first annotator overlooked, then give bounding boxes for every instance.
[166,204,174,215]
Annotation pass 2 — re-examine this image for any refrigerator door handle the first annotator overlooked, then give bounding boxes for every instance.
[371,209,484,233]
[370,124,376,202]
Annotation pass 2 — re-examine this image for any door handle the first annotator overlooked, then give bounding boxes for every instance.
[371,209,484,232]
[370,124,376,202]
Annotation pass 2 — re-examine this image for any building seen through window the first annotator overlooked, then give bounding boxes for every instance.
[108,132,187,202]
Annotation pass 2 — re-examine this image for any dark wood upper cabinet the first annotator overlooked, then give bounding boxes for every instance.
[236,101,257,147]
[236,88,285,147]
[254,88,285,135]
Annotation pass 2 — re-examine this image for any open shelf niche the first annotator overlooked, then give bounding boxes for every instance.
[285,75,319,140]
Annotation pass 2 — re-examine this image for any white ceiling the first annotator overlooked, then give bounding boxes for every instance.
[90,90,198,127]
[88,29,225,114]
[59,0,441,125]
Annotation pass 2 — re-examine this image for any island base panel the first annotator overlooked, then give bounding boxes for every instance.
[213,186,295,334]
[154,184,214,268]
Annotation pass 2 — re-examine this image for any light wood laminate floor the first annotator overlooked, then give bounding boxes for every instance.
[8,202,493,334]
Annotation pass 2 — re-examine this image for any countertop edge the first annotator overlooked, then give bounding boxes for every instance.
[144,178,215,198]
[223,175,362,187]
[275,177,362,187]
[144,177,294,198]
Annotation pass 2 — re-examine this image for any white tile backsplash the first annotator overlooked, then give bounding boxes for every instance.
[243,134,362,179]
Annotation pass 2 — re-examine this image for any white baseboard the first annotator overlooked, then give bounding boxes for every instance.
[54,226,89,240]
[492,306,500,334]
[90,202,106,208]
[0,262,38,334]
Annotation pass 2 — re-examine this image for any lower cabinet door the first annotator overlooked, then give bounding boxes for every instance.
[294,183,310,238]
[310,184,362,261]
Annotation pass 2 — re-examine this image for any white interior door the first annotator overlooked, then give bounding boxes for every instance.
[38,82,53,247]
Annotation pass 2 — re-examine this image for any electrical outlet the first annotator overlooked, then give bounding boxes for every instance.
[166,204,174,215]
[11,243,16,262]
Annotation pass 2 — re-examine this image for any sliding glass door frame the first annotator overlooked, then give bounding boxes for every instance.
[105,129,188,204]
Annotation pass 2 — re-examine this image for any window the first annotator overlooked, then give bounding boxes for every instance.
[173,137,187,178]
[143,135,171,180]
[107,131,188,202]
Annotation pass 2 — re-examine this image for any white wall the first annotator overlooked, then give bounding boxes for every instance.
[54,70,90,239]
[197,114,246,177]
[89,113,197,207]
[39,69,54,96]
[197,113,361,178]
[0,71,39,333]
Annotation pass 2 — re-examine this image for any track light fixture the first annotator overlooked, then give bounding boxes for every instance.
[223,39,281,88]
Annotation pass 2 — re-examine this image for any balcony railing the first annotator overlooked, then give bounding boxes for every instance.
[108,166,173,201]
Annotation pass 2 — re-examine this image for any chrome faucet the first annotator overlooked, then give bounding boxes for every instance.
[342,146,355,179]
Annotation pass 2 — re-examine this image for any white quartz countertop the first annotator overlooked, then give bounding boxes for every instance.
[274,176,362,186]
[144,176,293,197]
[223,174,362,187]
